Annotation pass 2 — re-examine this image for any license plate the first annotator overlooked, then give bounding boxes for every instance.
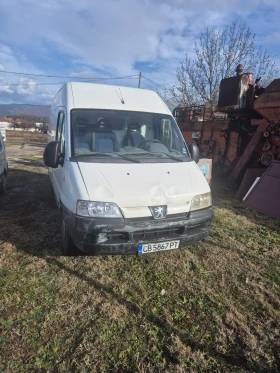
[138,240,180,255]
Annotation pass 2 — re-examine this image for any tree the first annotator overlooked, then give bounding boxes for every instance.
[170,21,279,110]
[20,120,34,131]
[9,122,19,131]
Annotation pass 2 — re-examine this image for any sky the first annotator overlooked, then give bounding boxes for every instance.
[0,0,279,106]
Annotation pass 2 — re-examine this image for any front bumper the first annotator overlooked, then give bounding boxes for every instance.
[62,205,214,256]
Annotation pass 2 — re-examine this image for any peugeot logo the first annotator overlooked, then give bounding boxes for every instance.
[149,205,167,219]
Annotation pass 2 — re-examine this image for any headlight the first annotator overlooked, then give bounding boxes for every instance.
[190,192,212,211]
[77,201,122,218]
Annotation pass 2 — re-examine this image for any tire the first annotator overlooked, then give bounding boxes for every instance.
[61,217,80,256]
[0,173,6,195]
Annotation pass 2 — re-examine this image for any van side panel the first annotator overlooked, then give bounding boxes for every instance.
[48,83,76,206]
[48,83,75,144]
[60,161,89,213]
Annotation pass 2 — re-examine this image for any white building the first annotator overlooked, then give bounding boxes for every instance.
[0,121,12,130]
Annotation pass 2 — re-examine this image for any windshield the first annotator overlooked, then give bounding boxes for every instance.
[71,109,189,162]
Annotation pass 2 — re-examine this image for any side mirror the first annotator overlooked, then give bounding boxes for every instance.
[44,141,60,168]
[188,141,200,163]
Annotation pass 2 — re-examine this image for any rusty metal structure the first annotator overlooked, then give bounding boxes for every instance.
[174,64,280,183]
[243,161,280,219]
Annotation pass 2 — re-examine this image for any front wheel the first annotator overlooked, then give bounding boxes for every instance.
[61,217,81,256]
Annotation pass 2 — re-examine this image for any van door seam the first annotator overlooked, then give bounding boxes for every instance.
[70,82,75,107]
[77,163,90,200]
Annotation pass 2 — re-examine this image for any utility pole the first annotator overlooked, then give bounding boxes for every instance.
[138,72,142,88]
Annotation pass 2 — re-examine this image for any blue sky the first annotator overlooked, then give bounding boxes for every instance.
[0,0,279,105]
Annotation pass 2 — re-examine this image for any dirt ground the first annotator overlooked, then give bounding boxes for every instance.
[5,144,46,166]
[1,144,61,256]
[1,144,280,373]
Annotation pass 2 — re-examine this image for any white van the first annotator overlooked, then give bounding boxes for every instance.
[0,132,8,194]
[44,82,213,255]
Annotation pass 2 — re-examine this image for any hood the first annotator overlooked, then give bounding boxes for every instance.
[78,161,209,218]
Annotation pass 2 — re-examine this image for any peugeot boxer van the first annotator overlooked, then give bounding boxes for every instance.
[43,82,213,255]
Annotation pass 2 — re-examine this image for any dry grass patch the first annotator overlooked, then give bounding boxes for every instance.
[0,145,280,372]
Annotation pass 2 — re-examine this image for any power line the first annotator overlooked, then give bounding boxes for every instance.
[142,76,169,91]
[0,68,178,103]
[0,69,139,80]
[142,76,166,90]
[0,77,138,87]
[142,76,178,91]
[0,82,66,87]
[163,99,176,108]
[141,76,177,108]
[156,80,177,86]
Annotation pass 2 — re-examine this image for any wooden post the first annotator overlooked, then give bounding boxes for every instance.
[228,120,267,183]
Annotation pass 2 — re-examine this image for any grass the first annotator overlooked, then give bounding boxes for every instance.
[0,145,280,372]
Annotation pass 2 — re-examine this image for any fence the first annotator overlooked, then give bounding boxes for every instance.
[6,130,48,144]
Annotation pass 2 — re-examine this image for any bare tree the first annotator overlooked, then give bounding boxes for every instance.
[9,122,19,131]
[170,21,279,110]
[20,120,34,131]
[249,47,278,87]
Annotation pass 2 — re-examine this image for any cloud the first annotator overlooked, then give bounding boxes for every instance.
[0,0,279,104]
[16,77,36,95]
[0,75,55,104]
[0,0,232,75]
[0,43,58,104]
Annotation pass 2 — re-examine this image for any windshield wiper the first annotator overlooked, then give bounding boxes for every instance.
[114,153,140,163]
[75,152,114,157]
[160,153,184,162]
[74,152,140,162]
[127,151,184,162]
[127,152,162,157]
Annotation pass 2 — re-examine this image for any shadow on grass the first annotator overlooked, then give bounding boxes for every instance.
[46,257,254,371]
[19,143,46,149]
[13,160,47,169]
[0,167,61,256]
[26,143,46,147]
[1,163,279,371]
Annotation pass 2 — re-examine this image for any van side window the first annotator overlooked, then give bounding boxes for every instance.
[161,119,172,148]
[56,111,65,152]
[140,124,147,138]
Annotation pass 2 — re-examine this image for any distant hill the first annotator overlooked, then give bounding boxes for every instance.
[0,104,50,117]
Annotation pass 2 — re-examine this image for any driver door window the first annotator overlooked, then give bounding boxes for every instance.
[56,111,65,153]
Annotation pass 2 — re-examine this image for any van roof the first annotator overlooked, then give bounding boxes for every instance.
[56,82,170,115]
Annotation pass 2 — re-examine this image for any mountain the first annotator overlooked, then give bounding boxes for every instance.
[0,104,50,117]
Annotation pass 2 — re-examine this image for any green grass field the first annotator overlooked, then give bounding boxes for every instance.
[1,146,280,372]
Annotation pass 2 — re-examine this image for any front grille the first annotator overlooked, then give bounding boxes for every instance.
[89,226,185,244]
[127,213,187,222]
[133,227,184,241]
[106,232,129,242]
